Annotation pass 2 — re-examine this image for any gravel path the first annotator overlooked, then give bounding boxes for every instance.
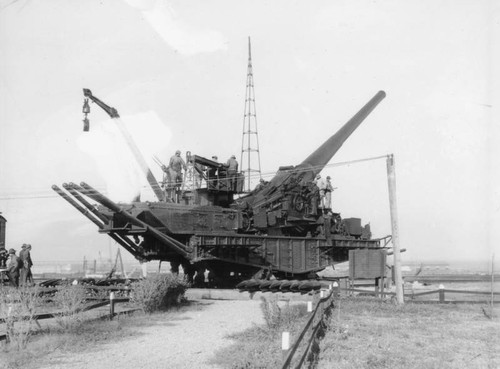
[36,299,264,369]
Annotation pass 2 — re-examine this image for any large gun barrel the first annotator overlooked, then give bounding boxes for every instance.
[299,90,386,178]
[244,91,386,209]
[269,90,385,188]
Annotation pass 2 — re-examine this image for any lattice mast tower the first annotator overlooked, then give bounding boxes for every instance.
[240,37,262,192]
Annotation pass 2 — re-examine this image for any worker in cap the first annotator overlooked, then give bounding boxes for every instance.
[7,248,22,287]
[313,174,327,210]
[255,178,268,191]
[167,150,187,201]
[19,243,34,286]
[324,175,334,210]
[226,155,239,191]
[207,155,220,190]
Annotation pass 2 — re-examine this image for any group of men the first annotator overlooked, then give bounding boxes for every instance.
[208,154,239,191]
[0,243,34,287]
[162,150,239,195]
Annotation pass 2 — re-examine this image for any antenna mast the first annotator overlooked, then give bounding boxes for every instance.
[240,37,262,192]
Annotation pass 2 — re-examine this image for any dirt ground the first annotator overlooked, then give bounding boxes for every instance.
[34,299,264,369]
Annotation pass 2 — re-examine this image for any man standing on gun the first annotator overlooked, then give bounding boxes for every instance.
[226,155,238,191]
[168,150,187,201]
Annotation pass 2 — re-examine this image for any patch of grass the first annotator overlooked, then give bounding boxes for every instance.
[0,307,189,369]
[0,277,193,369]
[318,297,500,369]
[211,296,309,369]
[0,287,43,351]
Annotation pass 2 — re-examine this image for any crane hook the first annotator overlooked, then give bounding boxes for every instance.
[82,98,90,132]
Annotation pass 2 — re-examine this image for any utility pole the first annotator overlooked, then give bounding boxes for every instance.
[387,154,404,304]
[240,37,262,192]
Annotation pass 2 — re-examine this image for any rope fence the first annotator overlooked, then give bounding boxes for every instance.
[281,284,338,369]
[340,285,500,304]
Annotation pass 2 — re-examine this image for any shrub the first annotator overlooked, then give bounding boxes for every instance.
[0,286,43,350]
[212,297,309,369]
[53,285,87,330]
[130,274,189,313]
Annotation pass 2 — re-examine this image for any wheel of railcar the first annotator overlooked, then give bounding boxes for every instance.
[293,194,305,212]
[193,265,207,287]
[332,214,342,233]
[241,212,252,232]
[181,262,195,284]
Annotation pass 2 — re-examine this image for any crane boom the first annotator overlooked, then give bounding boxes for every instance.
[82,89,165,202]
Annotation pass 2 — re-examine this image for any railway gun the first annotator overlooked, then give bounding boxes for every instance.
[54,89,390,289]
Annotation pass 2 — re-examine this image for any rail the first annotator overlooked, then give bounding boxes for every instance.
[281,285,336,369]
[0,292,136,342]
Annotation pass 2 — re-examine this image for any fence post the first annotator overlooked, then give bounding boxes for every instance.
[438,284,445,303]
[307,301,313,313]
[332,281,339,297]
[109,292,115,319]
[282,331,290,366]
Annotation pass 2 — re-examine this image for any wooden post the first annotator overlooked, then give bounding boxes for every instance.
[387,154,404,304]
[109,292,115,319]
[282,331,290,365]
[491,254,495,315]
[332,281,339,297]
[438,284,445,303]
[307,301,313,313]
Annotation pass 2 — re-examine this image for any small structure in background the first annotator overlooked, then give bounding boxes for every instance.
[349,249,388,296]
[0,213,6,250]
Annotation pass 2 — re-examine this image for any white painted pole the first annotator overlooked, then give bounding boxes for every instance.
[282,331,290,350]
[439,284,445,303]
[387,154,404,304]
[307,301,313,312]
[282,331,290,364]
[109,292,116,319]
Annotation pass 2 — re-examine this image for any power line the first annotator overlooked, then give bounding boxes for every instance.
[0,154,389,200]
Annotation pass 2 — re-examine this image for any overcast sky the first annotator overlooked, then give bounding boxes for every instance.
[0,0,499,267]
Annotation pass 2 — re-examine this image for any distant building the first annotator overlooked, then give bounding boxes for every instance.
[0,214,6,249]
